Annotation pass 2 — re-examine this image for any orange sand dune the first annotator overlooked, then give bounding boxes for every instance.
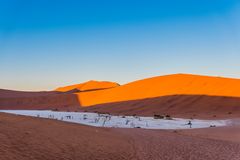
[1,73,240,118]
[77,74,240,106]
[55,80,119,92]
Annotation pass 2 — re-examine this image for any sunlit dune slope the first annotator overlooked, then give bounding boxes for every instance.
[55,80,119,92]
[77,74,240,106]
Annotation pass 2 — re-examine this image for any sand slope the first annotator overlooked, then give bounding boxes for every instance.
[82,95,240,118]
[55,80,119,92]
[76,74,240,118]
[0,113,240,160]
[179,125,240,143]
[0,89,58,98]
[0,80,119,110]
[77,74,240,106]
[0,89,80,110]
[0,93,80,110]
[1,74,240,118]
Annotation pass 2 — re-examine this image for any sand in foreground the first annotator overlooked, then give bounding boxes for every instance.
[0,113,240,160]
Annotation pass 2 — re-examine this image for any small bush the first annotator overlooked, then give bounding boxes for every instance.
[154,114,164,119]
[165,115,173,120]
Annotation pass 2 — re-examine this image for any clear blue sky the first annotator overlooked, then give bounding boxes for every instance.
[0,0,240,91]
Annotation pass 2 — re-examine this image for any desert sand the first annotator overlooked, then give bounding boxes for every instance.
[0,89,58,98]
[55,80,119,92]
[1,74,240,119]
[1,73,240,160]
[179,125,240,143]
[1,113,240,160]
[0,90,80,110]
[77,73,240,106]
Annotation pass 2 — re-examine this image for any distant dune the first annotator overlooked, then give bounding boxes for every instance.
[77,74,240,118]
[55,80,119,92]
[77,74,240,106]
[0,89,58,98]
[0,80,119,111]
[1,74,240,118]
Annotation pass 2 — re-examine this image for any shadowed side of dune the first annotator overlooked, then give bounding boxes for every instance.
[82,95,240,119]
[1,94,240,119]
[0,93,80,111]
[0,89,60,98]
